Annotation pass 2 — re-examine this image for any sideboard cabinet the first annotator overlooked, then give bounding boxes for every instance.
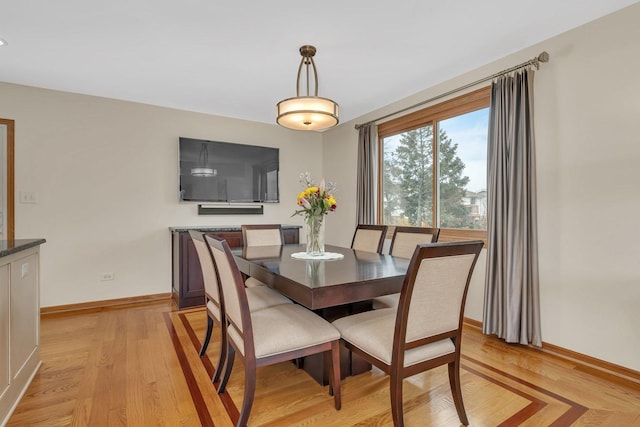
[170,226,300,309]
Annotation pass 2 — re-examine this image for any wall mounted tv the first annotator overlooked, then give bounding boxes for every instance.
[179,137,279,203]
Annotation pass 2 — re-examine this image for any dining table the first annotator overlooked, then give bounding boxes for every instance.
[232,243,410,385]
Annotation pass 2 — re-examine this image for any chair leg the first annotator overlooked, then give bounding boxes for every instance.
[199,316,213,356]
[237,358,257,427]
[448,361,469,426]
[330,340,341,410]
[217,344,235,394]
[212,319,227,384]
[390,373,404,427]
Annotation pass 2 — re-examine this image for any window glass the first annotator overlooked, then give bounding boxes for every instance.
[380,102,489,230]
[382,125,433,226]
[437,108,489,229]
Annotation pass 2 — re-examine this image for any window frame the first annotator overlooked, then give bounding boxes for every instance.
[377,86,490,244]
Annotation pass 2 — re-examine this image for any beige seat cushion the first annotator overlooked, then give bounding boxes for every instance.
[246,285,292,312]
[332,308,455,367]
[372,293,399,310]
[245,276,266,288]
[229,304,340,357]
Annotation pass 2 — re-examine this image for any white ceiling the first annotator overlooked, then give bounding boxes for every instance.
[1,1,637,127]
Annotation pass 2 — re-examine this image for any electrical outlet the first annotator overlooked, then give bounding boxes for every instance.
[99,272,115,281]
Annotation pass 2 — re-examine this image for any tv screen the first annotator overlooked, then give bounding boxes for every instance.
[179,137,279,203]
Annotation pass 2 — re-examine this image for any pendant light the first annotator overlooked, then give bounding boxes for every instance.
[276,45,339,131]
[191,143,217,177]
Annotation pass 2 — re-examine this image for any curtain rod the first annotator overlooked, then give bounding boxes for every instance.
[354,51,550,130]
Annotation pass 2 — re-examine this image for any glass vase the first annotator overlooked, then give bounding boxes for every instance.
[306,260,325,285]
[306,216,325,256]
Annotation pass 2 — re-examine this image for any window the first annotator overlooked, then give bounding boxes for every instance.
[378,87,490,241]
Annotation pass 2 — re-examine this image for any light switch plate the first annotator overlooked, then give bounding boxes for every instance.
[21,263,29,277]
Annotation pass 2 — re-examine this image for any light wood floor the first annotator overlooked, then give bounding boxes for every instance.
[8,300,640,426]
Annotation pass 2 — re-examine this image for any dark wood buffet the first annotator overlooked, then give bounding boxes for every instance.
[170,226,300,308]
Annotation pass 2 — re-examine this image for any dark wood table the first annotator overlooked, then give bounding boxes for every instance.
[233,243,409,309]
[233,243,409,384]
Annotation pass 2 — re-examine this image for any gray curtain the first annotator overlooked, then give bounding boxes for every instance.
[483,68,542,347]
[356,123,378,224]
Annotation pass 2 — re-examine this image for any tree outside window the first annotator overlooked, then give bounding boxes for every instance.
[379,91,489,232]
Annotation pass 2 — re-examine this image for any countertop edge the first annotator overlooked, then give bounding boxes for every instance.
[0,238,46,259]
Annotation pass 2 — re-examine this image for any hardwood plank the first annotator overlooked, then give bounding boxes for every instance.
[8,301,640,426]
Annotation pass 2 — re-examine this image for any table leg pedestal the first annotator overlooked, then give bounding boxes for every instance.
[302,301,373,386]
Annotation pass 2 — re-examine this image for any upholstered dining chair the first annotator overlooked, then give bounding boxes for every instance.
[389,226,440,258]
[189,231,292,383]
[372,226,441,309]
[206,235,342,427]
[189,230,227,383]
[241,224,284,287]
[333,241,483,427]
[241,224,284,246]
[351,224,388,254]
[242,244,283,261]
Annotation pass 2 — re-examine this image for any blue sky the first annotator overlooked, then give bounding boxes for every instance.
[439,108,489,192]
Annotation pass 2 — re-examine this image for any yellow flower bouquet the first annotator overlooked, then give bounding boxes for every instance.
[292,172,337,255]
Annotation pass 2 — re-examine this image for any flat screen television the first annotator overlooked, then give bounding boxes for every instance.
[179,137,279,203]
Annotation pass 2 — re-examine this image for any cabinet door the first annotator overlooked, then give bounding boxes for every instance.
[0,264,9,397]
[184,234,205,298]
[283,228,300,244]
[10,254,38,378]
[206,231,244,248]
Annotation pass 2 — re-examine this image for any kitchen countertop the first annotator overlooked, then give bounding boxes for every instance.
[0,239,46,258]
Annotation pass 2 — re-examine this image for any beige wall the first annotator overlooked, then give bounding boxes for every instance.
[0,83,322,307]
[323,3,640,371]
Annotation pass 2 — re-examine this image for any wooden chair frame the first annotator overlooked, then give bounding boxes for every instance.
[206,236,341,427]
[341,241,483,426]
[389,226,440,256]
[188,230,227,384]
[350,224,388,254]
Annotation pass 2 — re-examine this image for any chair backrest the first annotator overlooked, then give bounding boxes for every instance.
[188,231,221,307]
[242,224,284,247]
[389,226,440,259]
[394,241,483,360]
[205,235,254,357]
[242,244,283,260]
[351,224,388,253]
